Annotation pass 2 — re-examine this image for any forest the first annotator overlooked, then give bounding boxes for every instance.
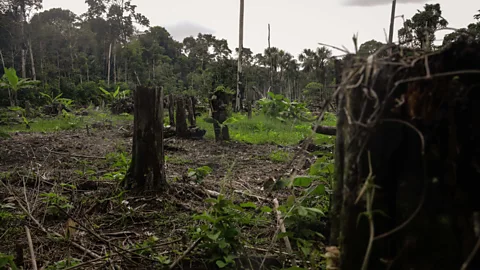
[1,0,480,269]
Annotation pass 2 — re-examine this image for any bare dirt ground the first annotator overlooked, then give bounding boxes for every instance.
[0,124,312,269]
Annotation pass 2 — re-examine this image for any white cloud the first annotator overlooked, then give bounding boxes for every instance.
[166,21,215,41]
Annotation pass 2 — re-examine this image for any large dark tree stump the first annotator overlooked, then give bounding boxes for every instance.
[175,96,189,138]
[211,89,231,141]
[124,86,166,191]
[332,41,480,270]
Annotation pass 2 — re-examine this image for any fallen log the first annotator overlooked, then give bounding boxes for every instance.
[313,125,337,135]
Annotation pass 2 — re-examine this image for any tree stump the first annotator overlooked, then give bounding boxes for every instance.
[332,41,480,269]
[175,96,189,138]
[186,96,196,126]
[124,86,166,191]
[168,94,175,126]
[210,89,231,141]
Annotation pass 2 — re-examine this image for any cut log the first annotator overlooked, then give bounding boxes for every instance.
[313,125,337,136]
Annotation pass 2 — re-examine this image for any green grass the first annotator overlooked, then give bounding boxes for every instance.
[0,108,133,133]
[269,150,293,163]
[196,112,336,146]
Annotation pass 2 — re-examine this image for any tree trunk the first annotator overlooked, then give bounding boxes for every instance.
[211,90,230,141]
[236,0,245,112]
[113,45,117,85]
[332,42,480,270]
[0,49,5,69]
[313,125,336,136]
[20,6,26,79]
[28,39,36,80]
[186,96,196,126]
[168,94,175,126]
[107,42,112,86]
[124,86,166,191]
[175,96,189,138]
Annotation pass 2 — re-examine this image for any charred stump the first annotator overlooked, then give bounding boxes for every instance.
[175,96,189,138]
[186,96,196,126]
[211,89,232,141]
[331,41,480,269]
[168,94,175,127]
[124,86,166,191]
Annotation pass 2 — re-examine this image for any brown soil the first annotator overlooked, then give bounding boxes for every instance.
[0,124,312,269]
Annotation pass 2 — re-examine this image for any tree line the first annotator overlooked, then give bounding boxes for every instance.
[0,1,478,108]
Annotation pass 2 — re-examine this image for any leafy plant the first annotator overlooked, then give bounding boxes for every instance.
[103,151,131,181]
[39,92,74,107]
[40,192,74,216]
[45,258,82,270]
[0,253,17,270]
[193,195,267,268]
[187,165,213,183]
[99,86,131,102]
[0,67,40,106]
[258,92,313,121]
[269,149,292,163]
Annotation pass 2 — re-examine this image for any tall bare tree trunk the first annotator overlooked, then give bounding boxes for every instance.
[107,42,112,86]
[268,24,272,95]
[236,0,245,112]
[28,39,36,80]
[113,45,117,85]
[20,14,26,78]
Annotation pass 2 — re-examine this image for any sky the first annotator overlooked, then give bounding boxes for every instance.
[41,0,479,57]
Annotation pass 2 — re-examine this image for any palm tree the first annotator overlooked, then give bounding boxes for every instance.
[298,46,332,83]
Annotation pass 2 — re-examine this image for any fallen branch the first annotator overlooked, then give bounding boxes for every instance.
[273,198,296,267]
[168,238,202,269]
[25,226,38,270]
[205,189,268,202]
[0,180,101,259]
[45,148,106,160]
[313,125,337,136]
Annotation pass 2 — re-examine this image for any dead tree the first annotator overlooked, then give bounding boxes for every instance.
[168,94,175,126]
[331,41,480,269]
[210,89,231,141]
[186,96,196,126]
[175,96,189,138]
[124,86,166,191]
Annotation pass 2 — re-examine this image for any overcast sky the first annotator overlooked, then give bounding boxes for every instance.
[41,0,479,57]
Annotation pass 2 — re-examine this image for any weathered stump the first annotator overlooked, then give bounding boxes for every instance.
[175,96,189,138]
[124,86,166,191]
[211,89,232,141]
[186,96,196,126]
[168,94,175,126]
[332,41,480,269]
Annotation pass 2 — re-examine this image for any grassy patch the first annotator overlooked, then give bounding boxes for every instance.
[0,108,133,133]
[197,112,336,146]
[269,150,292,163]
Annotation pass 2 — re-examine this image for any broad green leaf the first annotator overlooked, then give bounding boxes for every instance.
[113,86,120,98]
[297,206,308,216]
[305,207,325,216]
[260,206,272,213]
[207,231,221,241]
[223,117,238,125]
[293,176,314,187]
[98,87,111,97]
[240,202,257,208]
[309,184,326,196]
[267,91,275,99]
[216,260,227,268]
